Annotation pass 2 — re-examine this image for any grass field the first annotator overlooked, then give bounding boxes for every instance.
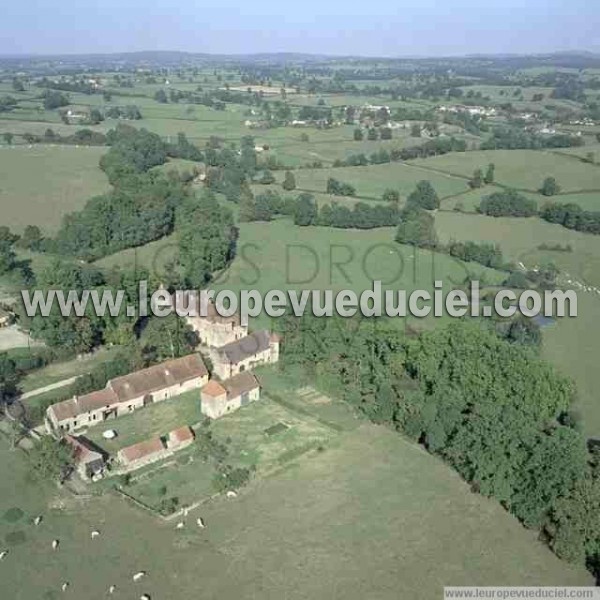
[19,347,123,394]
[0,421,590,600]
[86,389,204,454]
[0,145,109,234]
[212,219,505,330]
[289,162,470,201]
[412,149,600,193]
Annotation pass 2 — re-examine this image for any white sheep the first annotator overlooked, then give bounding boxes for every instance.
[33,515,43,526]
[0,550,8,561]
[52,539,60,550]
[108,585,116,594]
[132,571,146,582]
[61,582,69,591]
[91,530,100,539]
[196,517,205,529]
[226,490,238,498]
[140,595,151,600]
[176,522,185,529]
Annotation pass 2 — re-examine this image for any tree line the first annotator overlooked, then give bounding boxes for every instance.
[477,187,600,236]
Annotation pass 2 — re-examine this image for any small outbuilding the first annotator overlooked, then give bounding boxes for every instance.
[200,372,260,419]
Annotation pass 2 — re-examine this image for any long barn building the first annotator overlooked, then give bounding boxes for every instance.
[45,354,208,435]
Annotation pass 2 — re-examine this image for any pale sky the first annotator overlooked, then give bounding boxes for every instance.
[1,0,599,57]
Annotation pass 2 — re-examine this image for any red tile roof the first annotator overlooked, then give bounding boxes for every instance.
[110,354,207,402]
[202,380,227,398]
[50,388,118,422]
[65,434,104,465]
[119,438,165,464]
[169,426,194,446]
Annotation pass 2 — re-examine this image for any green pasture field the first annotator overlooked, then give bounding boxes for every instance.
[0,421,590,600]
[288,161,470,201]
[19,347,122,394]
[411,149,600,193]
[262,130,430,167]
[0,144,109,234]
[441,185,542,212]
[0,119,109,140]
[552,144,600,161]
[85,389,204,455]
[92,233,179,275]
[212,219,505,331]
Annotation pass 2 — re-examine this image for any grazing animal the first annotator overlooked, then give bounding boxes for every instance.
[196,517,205,528]
[91,530,100,539]
[108,585,116,594]
[183,508,189,517]
[61,582,69,591]
[0,550,8,561]
[132,571,146,582]
[140,595,151,600]
[52,539,60,550]
[226,490,238,498]
[33,516,43,526]
[176,522,185,529]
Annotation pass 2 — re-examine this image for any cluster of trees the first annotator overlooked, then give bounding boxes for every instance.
[481,127,584,150]
[279,316,600,578]
[478,189,538,217]
[317,202,399,229]
[334,137,468,168]
[469,163,495,188]
[394,181,441,247]
[14,128,108,147]
[0,227,33,283]
[100,124,169,183]
[297,105,333,124]
[41,90,69,110]
[540,202,600,235]
[476,185,600,236]
[0,95,18,113]
[167,131,204,161]
[395,204,437,248]
[36,77,97,95]
[176,190,237,288]
[105,105,143,120]
[240,190,295,222]
[0,353,18,407]
[540,176,561,196]
[407,180,440,210]
[16,256,204,371]
[47,126,208,259]
[326,177,356,196]
[446,240,504,269]
[53,172,186,259]
[353,127,393,141]
[289,194,400,230]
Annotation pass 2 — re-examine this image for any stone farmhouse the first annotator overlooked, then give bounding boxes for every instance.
[45,354,208,435]
[170,292,248,348]
[117,426,195,470]
[200,371,260,419]
[211,330,280,380]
